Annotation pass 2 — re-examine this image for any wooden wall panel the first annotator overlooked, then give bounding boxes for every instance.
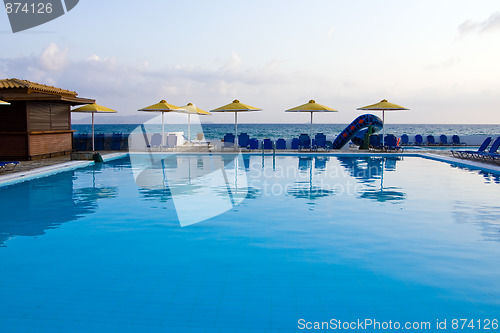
[50,104,70,130]
[0,134,28,158]
[28,102,51,131]
[28,133,72,156]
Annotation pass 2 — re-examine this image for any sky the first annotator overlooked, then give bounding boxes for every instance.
[1,0,500,124]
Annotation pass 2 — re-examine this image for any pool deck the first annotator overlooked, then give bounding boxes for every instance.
[1,149,499,187]
[0,152,127,187]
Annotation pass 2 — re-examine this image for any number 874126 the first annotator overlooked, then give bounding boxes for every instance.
[451,319,498,330]
[5,2,53,14]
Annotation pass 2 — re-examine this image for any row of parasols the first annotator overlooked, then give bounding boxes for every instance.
[1,98,408,151]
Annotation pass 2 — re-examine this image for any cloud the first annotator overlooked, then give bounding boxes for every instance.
[458,12,500,36]
[10,43,497,124]
[87,54,102,62]
[220,52,242,72]
[39,43,68,72]
[0,43,299,114]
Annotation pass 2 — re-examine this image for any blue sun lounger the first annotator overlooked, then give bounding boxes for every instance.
[111,133,122,150]
[223,133,235,148]
[314,133,327,150]
[238,133,250,148]
[275,139,287,150]
[0,161,19,172]
[452,135,465,145]
[370,134,382,150]
[263,138,273,149]
[414,135,424,146]
[94,133,105,150]
[452,137,492,159]
[488,152,500,162]
[384,134,401,151]
[477,137,500,161]
[439,135,448,145]
[298,134,311,150]
[74,133,90,151]
[248,138,259,150]
[400,134,410,145]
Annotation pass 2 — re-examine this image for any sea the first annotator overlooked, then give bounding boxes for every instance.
[72,123,500,141]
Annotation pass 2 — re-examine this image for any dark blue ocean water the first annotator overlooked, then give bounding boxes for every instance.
[72,123,500,140]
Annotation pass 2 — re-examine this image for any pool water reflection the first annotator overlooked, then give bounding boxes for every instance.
[0,154,499,332]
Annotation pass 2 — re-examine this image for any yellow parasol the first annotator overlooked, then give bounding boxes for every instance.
[286,100,338,139]
[357,99,408,147]
[178,103,211,143]
[71,103,117,152]
[138,100,186,146]
[210,99,262,149]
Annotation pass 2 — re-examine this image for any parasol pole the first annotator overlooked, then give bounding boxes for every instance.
[92,112,95,152]
[162,111,165,146]
[382,110,385,148]
[235,112,238,151]
[188,113,191,143]
[310,112,313,148]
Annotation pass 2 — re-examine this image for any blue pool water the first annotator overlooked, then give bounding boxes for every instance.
[1,155,500,332]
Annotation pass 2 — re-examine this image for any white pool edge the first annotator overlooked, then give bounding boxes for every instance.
[418,153,500,175]
[0,153,128,187]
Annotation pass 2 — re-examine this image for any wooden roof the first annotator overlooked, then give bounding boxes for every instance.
[0,78,77,96]
[0,78,94,105]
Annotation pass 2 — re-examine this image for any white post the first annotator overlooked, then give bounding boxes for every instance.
[382,110,385,148]
[235,112,238,151]
[310,112,313,147]
[188,113,191,144]
[162,111,165,146]
[92,112,95,152]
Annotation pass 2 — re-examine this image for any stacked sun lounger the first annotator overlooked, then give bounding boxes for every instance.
[399,134,467,146]
[476,137,500,161]
[452,137,500,162]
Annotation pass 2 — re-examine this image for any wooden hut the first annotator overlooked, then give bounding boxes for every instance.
[0,78,94,160]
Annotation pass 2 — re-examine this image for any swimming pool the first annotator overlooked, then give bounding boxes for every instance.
[1,154,499,332]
